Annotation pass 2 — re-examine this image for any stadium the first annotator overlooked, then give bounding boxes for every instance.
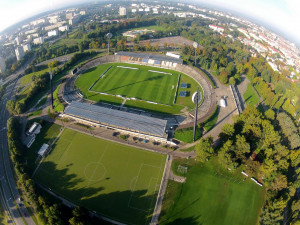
[60,52,214,144]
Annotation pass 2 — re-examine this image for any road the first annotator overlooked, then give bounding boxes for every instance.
[0,80,36,225]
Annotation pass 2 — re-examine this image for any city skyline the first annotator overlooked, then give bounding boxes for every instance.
[0,0,299,46]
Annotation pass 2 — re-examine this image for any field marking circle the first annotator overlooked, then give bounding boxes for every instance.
[84,162,106,182]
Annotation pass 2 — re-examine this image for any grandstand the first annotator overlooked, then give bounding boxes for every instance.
[115,51,183,67]
[63,101,168,141]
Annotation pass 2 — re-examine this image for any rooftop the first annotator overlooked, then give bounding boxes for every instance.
[115,51,183,64]
[64,101,167,137]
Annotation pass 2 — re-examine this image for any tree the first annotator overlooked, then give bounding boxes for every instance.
[219,124,234,142]
[234,135,250,162]
[195,136,214,162]
[265,109,275,120]
[219,70,229,84]
[145,41,152,51]
[229,77,236,85]
[270,174,287,191]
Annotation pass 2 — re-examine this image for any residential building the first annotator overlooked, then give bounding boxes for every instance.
[48,30,58,37]
[33,37,44,45]
[0,57,6,73]
[80,11,86,15]
[15,36,22,45]
[15,46,25,60]
[58,25,69,32]
[22,44,31,52]
[209,24,225,33]
[119,7,127,16]
[69,16,81,25]
[66,13,73,20]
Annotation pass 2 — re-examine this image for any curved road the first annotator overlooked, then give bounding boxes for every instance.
[1,80,36,225]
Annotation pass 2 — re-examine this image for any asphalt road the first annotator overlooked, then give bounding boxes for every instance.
[0,80,36,225]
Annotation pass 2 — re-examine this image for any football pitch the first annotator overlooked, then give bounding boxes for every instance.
[34,129,166,225]
[87,63,179,105]
[160,158,265,225]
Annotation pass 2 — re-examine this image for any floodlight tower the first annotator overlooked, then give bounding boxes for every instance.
[193,41,198,67]
[193,87,199,142]
[106,32,113,54]
[50,70,54,109]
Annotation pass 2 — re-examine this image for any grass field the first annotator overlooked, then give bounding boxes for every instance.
[90,64,178,105]
[244,83,260,106]
[160,158,265,225]
[75,63,201,114]
[34,129,166,225]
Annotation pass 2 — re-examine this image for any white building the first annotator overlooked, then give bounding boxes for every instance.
[15,46,25,61]
[15,36,22,46]
[0,57,6,73]
[132,8,137,13]
[80,11,86,15]
[22,44,31,52]
[48,16,59,24]
[33,37,44,45]
[48,30,58,37]
[119,7,127,16]
[59,25,69,32]
[69,16,81,25]
[209,24,225,33]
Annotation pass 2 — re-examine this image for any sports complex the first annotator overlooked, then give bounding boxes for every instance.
[32,51,216,224]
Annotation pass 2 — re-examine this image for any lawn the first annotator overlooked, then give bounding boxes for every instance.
[160,158,265,225]
[90,64,178,105]
[75,63,200,114]
[34,129,166,225]
[203,106,219,132]
[20,67,57,86]
[174,126,201,143]
[244,83,260,106]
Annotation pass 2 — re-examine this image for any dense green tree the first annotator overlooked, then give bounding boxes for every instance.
[195,136,214,162]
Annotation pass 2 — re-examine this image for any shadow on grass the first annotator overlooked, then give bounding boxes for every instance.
[35,160,158,225]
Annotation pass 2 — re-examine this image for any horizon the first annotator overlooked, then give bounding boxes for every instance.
[0,0,300,47]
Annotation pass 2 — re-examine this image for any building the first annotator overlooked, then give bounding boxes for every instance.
[15,36,22,46]
[119,7,127,16]
[0,57,6,73]
[63,101,168,142]
[38,144,49,157]
[26,122,42,136]
[209,24,225,33]
[22,44,31,52]
[48,16,59,24]
[24,135,35,148]
[66,13,73,20]
[48,30,58,37]
[69,16,81,25]
[15,46,25,61]
[80,11,86,15]
[59,25,69,32]
[33,37,44,45]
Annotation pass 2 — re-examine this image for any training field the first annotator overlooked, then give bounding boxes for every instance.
[89,63,179,105]
[34,129,166,225]
[160,158,265,225]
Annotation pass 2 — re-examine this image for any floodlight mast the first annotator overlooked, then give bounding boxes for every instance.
[193,42,198,67]
[193,87,199,142]
[50,70,54,109]
[106,32,113,54]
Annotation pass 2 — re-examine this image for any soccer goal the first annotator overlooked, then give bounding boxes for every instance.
[177,165,188,174]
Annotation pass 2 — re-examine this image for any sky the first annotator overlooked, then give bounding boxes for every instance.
[0,0,299,45]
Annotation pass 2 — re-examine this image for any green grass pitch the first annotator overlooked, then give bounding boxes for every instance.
[89,63,179,105]
[160,158,265,225]
[34,129,166,225]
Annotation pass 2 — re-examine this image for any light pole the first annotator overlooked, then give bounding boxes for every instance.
[50,70,54,109]
[106,32,113,54]
[193,41,198,67]
[193,87,199,142]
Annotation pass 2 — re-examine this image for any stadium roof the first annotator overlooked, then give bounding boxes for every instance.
[64,101,167,137]
[116,51,183,64]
